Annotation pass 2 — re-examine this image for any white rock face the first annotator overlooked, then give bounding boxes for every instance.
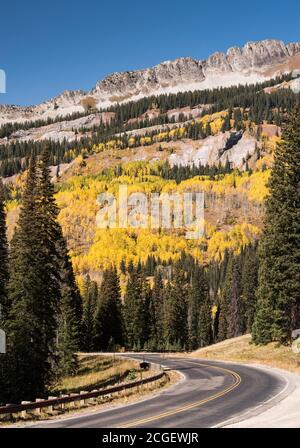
[290,78,300,93]
[0,112,115,144]
[263,75,300,94]
[168,132,257,169]
[1,39,300,125]
[220,134,257,167]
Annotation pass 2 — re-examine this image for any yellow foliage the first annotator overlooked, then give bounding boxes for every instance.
[176,170,269,203]
[206,223,261,262]
[140,136,152,146]
[128,137,136,147]
[196,111,227,135]
[211,305,218,318]
[6,160,268,278]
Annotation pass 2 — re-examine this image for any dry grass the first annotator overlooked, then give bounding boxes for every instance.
[2,370,179,426]
[191,334,300,374]
[1,359,180,426]
[51,355,139,394]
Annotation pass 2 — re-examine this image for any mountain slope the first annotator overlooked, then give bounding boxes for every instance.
[192,334,300,374]
[1,39,300,125]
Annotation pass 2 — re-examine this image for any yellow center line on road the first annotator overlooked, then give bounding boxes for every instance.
[117,360,242,428]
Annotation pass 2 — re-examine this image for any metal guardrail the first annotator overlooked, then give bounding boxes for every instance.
[0,371,165,417]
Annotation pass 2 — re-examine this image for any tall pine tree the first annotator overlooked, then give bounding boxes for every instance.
[188,265,210,350]
[3,152,82,402]
[218,254,233,341]
[124,267,149,350]
[241,243,259,332]
[0,180,9,405]
[164,268,188,350]
[94,267,123,350]
[228,256,243,338]
[253,106,300,344]
[82,275,98,352]
[38,149,82,376]
[149,270,165,350]
[56,227,83,376]
[5,157,57,402]
[0,179,8,321]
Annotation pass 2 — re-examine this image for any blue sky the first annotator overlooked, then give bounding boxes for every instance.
[1,0,300,106]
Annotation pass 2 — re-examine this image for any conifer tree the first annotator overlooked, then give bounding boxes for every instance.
[253,106,300,344]
[82,275,98,352]
[228,257,243,338]
[5,157,56,402]
[38,149,82,375]
[123,268,149,349]
[56,228,83,376]
[188,266,202,350]
[195,266,212,347]
[94,267,123,350]
[198,296,212,347]
[218,255,233,341]
[164,269,188,350]
[0,180,9,404]
[0,179,8,321]
[242,244,259,332]
[127,259,134,274]
[221,112,231,132]
[149,270,164,349]
[3,151,82,401]
[36,150,62,356]
[120,258,126,275]
[142,280,152,349]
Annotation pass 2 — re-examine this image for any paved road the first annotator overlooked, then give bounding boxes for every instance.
[32,354,286,428]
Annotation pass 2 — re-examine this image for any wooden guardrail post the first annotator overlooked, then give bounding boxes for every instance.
[69,393,78,408]
[79,391,88,406]
[47,396,57,412]
[60,395,69,410]
[0,370,165,421]
[34,399,44,416]
[90,390,98,404]
[21,401,31,418]
[2,404,14,421]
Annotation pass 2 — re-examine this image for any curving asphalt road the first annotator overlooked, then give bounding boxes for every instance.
[30,354,286,428]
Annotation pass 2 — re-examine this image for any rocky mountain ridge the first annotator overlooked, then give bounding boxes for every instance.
[1,39,300,125]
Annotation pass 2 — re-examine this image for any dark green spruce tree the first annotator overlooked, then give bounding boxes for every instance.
[227,256,243,338]
[56,227,83,376]
[217,254,233,341]
[218,253,243,340]
[94,267,123,350]
[123,267,149,350]
[253,107,300,344]
[4,157,58,402]
[188,265,210,350]
[149,270,165,350]
[197,267,212,348]
[198,295,212,347]
[82,275,98,352]
[0,180,9,321]
[0,180,9,405]
[241,243,259,332]
[38,150,82,376]
[3,151,82,402]
[164,269,188,350]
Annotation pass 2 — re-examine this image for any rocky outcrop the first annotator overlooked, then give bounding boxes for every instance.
[168,131,257,169]
[1,39,300,125]
[90,40,300,103]
[0,111,115,144]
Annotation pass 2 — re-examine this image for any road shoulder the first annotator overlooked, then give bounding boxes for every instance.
[213,363,300,428]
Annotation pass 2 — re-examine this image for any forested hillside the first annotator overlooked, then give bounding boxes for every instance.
[0,72,299,405]
[0,73,299,177]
